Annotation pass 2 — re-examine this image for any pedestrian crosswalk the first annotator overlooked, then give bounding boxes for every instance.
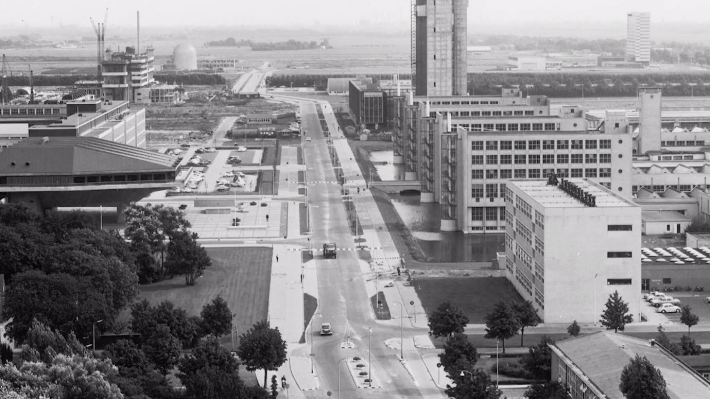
[287,247,385,252]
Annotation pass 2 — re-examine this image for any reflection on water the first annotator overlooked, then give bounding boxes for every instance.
[369,150,504,262]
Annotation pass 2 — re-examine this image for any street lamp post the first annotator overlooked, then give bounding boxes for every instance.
[368,327,372,388]
[231,325,239,352]
[337,357,347,399]
[99,205,103,230]
[496,339,499,388]
[92,319,103,356]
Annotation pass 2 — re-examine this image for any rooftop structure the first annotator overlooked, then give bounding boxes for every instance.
[551,332,710,399]
[511,179,634,208]
[172,43,197,70]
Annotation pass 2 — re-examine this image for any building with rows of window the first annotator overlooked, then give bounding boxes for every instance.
[504,179,641,324]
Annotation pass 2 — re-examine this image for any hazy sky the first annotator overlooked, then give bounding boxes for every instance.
[3,0,710,29]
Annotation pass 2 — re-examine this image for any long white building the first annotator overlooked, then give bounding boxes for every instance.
[505,179,641,324]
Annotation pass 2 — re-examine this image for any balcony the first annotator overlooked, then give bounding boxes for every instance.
[103,84,129,88]
[102,71,128,76]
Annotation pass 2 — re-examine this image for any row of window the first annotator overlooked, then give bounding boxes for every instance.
[471,183,504,198]
[608,225,633,231]
[0,107,63,115]
[535,262,544,283]
[461,122,559,132]
[633,185,696,193]
[516,243,533,271]
[535,210,544,230]
[534,288,544,309]
[472,168,612,181]
[448,109,534,117]
[661,141,706,147]
[516,267,534,297]
[471,206,506,221]
[535,236,544,256]
[516,195,532,220]
[517,223,532,246]
[472,139,612,151]
[430,100,501,106]
[473,153,614,165]
[608,252,633,258]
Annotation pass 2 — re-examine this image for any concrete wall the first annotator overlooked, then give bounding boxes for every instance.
[686,233,710,248]
[638,88,662,153]
[644,264,710,291]
[643,220,690,235]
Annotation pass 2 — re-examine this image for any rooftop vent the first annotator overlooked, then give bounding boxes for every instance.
[41,137,49,145]
[25,162,30,166]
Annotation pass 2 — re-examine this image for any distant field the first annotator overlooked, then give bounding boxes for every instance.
[415,277,523,324]
[131,247,272,347]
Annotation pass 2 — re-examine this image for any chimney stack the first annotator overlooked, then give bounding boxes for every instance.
[137,11,140,54]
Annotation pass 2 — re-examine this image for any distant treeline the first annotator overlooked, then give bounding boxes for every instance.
[5,73,226,87]
[205,37,329,51]
[268,72,710,97]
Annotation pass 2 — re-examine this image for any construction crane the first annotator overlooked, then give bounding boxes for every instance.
[1,54,12,105]
[90,8,108,82]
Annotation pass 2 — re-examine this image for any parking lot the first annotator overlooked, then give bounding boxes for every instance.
[181,200,286,239]
[641,293,710,325]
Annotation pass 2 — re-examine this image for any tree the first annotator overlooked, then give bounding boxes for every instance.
[130,299,200,348]
[619,354,670,399]
[439,333,478,374]
[200,295,234,338]
[270,375,279,399]
[484,301,520,353]
[680,305,699,335]
[655,325,682,356]
[567,320,581,337]
[513,300,540,346]
[428,301,469,338]
[522,336,553,380]
[143,324,182,375]
[237,321,287,388]
[680,334,701,356]
[165,231,212,285]
[20,319,84,364]
[179,335,239,382]
[445,365,502,399]
[599,290,633,333]
[524,381,568,399]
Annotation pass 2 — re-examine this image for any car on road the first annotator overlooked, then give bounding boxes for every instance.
[170,187,181,193]
[657,303,681,313]
[306,137,311,142]
[180,143,191,148]
[384,281,395,288]
[323,243,337,259]
[320,323,332,336]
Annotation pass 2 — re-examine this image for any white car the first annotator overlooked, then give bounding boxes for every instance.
[650,297,681,307]
[206,148,216,153]
[182,187,194,193]
[236,146,247,152]
[216,185,229,192]
[231,180,245,187]
[222,171,235,178]
[217,179,231,186]
[657,303,681,313]
[646,292,668,302]
[306,137,311,142]
[170,187,181,193]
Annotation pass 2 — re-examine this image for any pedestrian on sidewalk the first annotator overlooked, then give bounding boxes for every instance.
[276,255,279,262]
[266,214,269,222]
[397,267,401,276]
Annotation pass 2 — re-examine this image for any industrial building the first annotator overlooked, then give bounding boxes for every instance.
[197,58,239,70]
[101,46,156,103]
[505,179,641,324]
[135,84,186,105]
[172,43,198,70]
[627,12,651,65]
[413,0,468,96]
[551,332,710,399]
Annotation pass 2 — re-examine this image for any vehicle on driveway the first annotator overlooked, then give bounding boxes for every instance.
[323,243,337,259]
[306,137,311,142]
[179,204,188,210]
[222,171,235,177]
[657,303,681,313]
[205,148,216,153]
[650,297,681,307]
[320,323,332,336]
[646,292,668,302]
[195,147,206,154]
[216,185,230,192]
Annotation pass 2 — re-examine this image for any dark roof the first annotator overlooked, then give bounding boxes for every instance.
[0,137,178,175]
[553,332,710,399]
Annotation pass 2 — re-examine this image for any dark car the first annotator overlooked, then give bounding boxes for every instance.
[179,204,188,210]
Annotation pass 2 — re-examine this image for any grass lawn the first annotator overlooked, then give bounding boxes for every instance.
[415,277,523,324]
[133,247,272,348]
[371,292,391,320]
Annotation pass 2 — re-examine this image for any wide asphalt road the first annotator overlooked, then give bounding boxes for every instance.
[300,102,436,399]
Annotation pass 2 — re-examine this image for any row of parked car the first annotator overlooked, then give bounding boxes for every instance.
[644,291,682,313]
[216,171,247,192]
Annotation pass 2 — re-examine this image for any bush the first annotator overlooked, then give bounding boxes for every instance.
[493,358,530,379]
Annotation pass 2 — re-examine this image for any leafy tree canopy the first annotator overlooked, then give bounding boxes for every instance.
[599,290,633,333]
[428,301,470,338]
[237,321,287,388]
[619,354,670,399]
[484,301,520,353]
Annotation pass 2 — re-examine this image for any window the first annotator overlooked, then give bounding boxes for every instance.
[520,123,531,131]
[556,168,569,178]
[472,124,482,131]
[528,140,540,149]
[528,154,540,164]
[486,169,498,179]
[543,154,555,164]
[514,111,523,116]
[493,111,502,117]
[542,140,555,150]
[505,210,514,226]
[571,154,583,164]
[600,154,611,163]
[486,155,498,165]
[499,205,506,221]
[599,168,611,177]
[486,184,498,198]
[585,140,597,149]
[472,208,483,221]
[508,124,519,131]
[486,207,498,221]
[471,141,483,151]
[535,210,544,230]
[496,123,507,131]
[500,141,512,150]
[515,155,527,164]
[501,155,512,164]
[585,154,597,163]
[516,196,533,220]
[571,168,583,178]
[486,141,498,150]
[515,141,527,150]
[472,170,484,179]
[608,225,633,231]
[570,140,583,149]
[525,110,534,116]
[535,236,544,256]
[472,185,484,198]
[516,223,533,245]
[529,169,540,178]
[533,123,544,131]
[600,139,611,149]
[482,111,492,117]
[557,154,569,163]
[663,278,672,284]
[472,155,484,165]
[515,169,527,178]
[500,169,512,179]
[545,123,557,131]
[557,140,569,150]
[607,279,632,285]
[585,168,597,178]
[607,252,632,258]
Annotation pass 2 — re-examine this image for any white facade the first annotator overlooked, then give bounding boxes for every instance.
[505,179,642,324]
[627,12,651,65]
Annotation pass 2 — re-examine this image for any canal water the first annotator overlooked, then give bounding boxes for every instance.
[370,150,504,262]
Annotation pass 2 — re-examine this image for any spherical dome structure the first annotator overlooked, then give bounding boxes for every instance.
[173,43,197,70]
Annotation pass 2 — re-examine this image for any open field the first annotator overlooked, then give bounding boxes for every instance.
[415,277,524,324]
[130,247,272,347]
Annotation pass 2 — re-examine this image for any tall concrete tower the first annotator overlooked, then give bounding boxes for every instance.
[626,12,650,65]
[414,0,469,97]
[638,87,662,154]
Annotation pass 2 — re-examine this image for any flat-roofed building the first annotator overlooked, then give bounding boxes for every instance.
[349,79,385,128]
[102,46,156,103]
[0,124,28,147]
[505,179,641,323]
[627,12,651,65]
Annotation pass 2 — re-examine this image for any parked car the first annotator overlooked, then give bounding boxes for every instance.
[650,297,681,307]
[216,185,229,192]
[231,181,245,187]
[646,292,668,302]
[170,187,181,193]
[236,146,247,152]
[217,179,231,186]
[195,147,206,154]
[657,303,681,313]
[179,204,188,210]
[182,187,194,193]
[180,143,191,148]
[205,148,216,153]
[306,137,311,142]
[222,171,235,178]
[235,172,245,178]
[320,323,332,336]
[384,281,395,288]
[228,158,242,165]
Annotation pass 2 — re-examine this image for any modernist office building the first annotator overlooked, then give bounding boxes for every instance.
[414,0,468,96]
[505,179,641,324]
[349,79,386,128]
[626,12,651,65]
[102,46,156,103]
